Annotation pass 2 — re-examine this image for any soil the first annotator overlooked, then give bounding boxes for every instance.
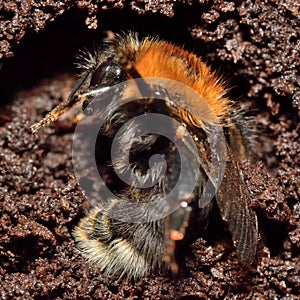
[0,1,299,299]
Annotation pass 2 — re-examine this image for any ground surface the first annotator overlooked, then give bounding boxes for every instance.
[0,1,299,299]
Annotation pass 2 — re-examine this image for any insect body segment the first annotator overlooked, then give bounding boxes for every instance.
[74,201,165,280]
[31,32,258,279]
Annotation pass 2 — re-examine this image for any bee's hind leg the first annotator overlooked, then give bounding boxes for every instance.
[164,201,192,275]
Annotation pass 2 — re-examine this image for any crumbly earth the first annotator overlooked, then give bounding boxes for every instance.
[0,1,299,299]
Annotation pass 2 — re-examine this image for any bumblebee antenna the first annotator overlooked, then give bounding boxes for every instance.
[30,70,91,133]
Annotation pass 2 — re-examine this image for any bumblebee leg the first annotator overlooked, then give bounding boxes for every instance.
[164,201,192,274]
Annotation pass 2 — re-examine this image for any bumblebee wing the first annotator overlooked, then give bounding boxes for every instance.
[216,143,258,265]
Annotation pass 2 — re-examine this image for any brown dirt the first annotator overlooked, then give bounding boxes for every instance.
[0,0,299,299]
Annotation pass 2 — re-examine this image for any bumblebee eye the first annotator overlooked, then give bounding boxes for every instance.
[90,60,125,86]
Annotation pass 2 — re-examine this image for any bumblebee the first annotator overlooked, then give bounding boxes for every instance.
[31,32,258,280]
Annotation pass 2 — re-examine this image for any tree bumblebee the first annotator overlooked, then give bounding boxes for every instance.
[31,32,258,280]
